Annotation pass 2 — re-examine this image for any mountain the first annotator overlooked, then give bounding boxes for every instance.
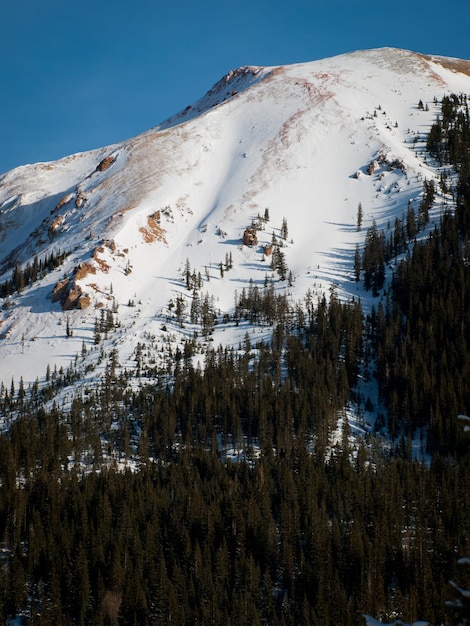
[1,48,470,626]
[0,47,470,392]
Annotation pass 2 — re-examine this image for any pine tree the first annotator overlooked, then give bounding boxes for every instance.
[280,217,288,240]
[354,243,361,282]
[175,294,186,327]
[356,202,363,231]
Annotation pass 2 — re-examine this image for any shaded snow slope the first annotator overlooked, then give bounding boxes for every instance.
[1,47,470,388]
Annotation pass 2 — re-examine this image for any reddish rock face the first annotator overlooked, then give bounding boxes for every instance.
[51,279,70,303]
[77,293,91,309]
[96,155,115,172]
[243,227,258,247]
[51,279,90,310]
[62,284,83,310]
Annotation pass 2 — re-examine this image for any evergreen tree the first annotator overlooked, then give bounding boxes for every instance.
[356,202,363,231]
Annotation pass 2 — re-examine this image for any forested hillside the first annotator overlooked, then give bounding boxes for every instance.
[0,93,469,625]
[370,94,470,453]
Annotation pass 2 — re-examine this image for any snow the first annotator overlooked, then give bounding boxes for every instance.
[457,414,470,432]
[0,47,469,408]
[364,618,430,626]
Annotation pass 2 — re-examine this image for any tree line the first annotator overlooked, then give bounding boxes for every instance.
[0,250,69,298]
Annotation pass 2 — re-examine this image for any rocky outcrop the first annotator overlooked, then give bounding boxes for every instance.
[75,193,86,208]
[75,262,96,280]
[48,215,65,239]
[77,292,91,309]
[96,155,115,172]
[54,193,74,212]
[367,153,407,176]
[51,278,70,303]
[51,278,90,310]
[62,284,82,310]
[367,161,378,175]
[243,227,258,247]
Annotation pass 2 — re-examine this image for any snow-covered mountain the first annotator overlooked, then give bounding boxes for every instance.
[1,47,470,391]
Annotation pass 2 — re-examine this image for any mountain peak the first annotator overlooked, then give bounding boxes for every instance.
[156,64,270,131]
[1,48,470,387]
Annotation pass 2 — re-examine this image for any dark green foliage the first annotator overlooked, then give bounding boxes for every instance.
[0,275,467,625]
[0,415,467,625]
[356,202,363,232]
[371,94,470,452]
[362,220,385,295]
[0,250,69,298]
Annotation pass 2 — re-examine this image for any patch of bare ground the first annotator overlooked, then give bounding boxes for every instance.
[54,193,74,212]
[75,262,97,280]
[48,215,65,239]
[422,54,470,77]
[95,155,115,172]
[176,195,189,213]
[139,213,167,244]
[86,282,112,300]
[93,255,110,274]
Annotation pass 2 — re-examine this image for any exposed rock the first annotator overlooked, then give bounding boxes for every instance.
[54,193,74,212]
[376,152,407,173]
[389,157,407,173]
[62,284,83,311]
[139,214,167,244]
[51,278,90,310]
[48,215,65,239]
[77,293,91,309]
[104,239,117,253]
[96,156,115,172]
[367,161,378,175]
[75,193,86,208]
[243,227,258,247]
[75,262,96,280]
[51,278,70,303]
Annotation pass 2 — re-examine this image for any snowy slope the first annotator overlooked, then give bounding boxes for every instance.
[0,47,470,389]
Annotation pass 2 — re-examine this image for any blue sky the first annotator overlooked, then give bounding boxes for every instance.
[1,0,468,174]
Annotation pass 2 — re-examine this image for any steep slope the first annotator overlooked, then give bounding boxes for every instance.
[0,47,470,389]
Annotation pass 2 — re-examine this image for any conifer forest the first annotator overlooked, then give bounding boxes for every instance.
[0,95,469,625]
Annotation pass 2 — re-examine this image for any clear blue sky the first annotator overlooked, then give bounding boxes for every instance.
[1,0,468,174]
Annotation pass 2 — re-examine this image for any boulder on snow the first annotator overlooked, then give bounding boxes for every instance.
[243,227,258,247]
[367,161,378,175]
